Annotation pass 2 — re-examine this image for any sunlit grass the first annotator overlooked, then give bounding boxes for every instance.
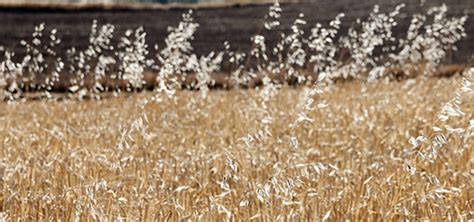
[1,76,472,221]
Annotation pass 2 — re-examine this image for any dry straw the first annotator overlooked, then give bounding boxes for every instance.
[0,1,473,221]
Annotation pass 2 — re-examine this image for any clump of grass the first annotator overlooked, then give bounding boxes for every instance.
[0,2,469,98]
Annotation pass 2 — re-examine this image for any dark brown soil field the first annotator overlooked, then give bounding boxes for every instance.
[0,0,473,63]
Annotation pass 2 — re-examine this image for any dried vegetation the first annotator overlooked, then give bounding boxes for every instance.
[1,1,473,221]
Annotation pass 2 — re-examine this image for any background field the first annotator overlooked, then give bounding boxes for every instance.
[0,0,473,63]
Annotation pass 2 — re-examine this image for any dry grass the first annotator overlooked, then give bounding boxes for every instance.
[1,76,473,221]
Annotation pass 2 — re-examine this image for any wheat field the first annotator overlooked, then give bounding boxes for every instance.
[1,1,473,221]
[1,75,473,221]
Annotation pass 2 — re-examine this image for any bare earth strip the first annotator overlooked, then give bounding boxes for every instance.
[0,0,473,63]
